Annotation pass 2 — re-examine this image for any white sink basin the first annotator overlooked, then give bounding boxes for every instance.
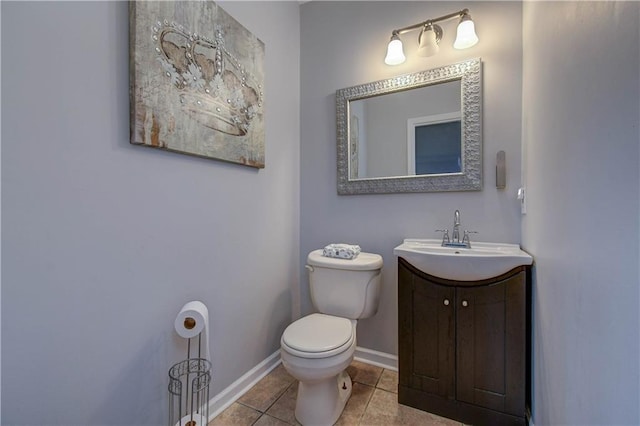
[394,238,533,281]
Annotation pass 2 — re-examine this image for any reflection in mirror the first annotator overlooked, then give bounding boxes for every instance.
[350,80,461,179]
[408,111,461,175]
[336,58,482,194]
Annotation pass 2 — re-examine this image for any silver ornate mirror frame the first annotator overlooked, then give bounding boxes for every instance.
[336,58,482,195]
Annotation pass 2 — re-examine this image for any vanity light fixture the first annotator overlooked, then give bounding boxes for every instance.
[384,8,478,65]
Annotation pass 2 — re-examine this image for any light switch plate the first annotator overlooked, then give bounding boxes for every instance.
[517,187,526,215]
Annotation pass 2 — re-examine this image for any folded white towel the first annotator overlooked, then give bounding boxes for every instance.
[322,243,361,260]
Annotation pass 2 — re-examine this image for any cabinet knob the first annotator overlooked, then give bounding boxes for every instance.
[462,300,469,307]
[443,299,450,306]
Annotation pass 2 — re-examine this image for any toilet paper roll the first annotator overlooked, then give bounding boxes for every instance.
[175,301,210,361]
[175,413,207,426]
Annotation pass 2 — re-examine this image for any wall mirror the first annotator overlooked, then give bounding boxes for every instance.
[336,58,482,194]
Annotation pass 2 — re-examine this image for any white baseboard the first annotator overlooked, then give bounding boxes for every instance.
[207,350,281,421]
[205,346,397,422]
[354,346,398,371]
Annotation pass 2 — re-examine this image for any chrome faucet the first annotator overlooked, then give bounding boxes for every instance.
[436,209,476,248]
[452,210,461,244]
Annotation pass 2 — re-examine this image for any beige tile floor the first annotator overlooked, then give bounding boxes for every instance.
[209,360,463,426]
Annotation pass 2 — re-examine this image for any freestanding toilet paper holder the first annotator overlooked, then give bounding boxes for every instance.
[168,326,212,426]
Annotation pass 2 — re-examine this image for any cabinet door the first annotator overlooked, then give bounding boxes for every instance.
[399,261,455,399]
[456,272,526,416]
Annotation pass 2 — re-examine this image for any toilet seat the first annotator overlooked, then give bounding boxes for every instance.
[282,313,354,359]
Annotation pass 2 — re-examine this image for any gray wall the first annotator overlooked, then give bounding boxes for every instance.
[1,1,299,424]
[522,2,639,424]
[300,1,523,354]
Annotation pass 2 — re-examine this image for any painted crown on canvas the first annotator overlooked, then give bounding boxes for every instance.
[153,20,263,136]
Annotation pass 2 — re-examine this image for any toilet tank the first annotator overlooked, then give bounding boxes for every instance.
[306,249,383,320]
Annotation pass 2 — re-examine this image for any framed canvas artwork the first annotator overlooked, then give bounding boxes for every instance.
[130,1,265,168]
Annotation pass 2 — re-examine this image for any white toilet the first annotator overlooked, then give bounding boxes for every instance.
[280,249,383,426]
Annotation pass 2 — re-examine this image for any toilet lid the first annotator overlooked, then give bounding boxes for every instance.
[282,313,353,353]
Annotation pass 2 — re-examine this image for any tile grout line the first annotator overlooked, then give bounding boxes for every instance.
[263,381,298,425]
[360,371,384,426]
[249,413,262,426]
[237,400,265,414]
[236,369,297,422]
[355,383,376,426]
[350,365,382,426]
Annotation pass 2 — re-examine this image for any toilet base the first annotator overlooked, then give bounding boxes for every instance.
[295,370,352,426]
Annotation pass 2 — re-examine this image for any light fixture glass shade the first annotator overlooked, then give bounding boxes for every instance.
[454,15,479,49]
[384,35,405,65]
[417,26,439,57]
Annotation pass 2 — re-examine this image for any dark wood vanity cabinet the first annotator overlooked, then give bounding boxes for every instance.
[398,257,531,426]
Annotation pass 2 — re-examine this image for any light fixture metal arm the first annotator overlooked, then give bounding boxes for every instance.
[391,8,469,36]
